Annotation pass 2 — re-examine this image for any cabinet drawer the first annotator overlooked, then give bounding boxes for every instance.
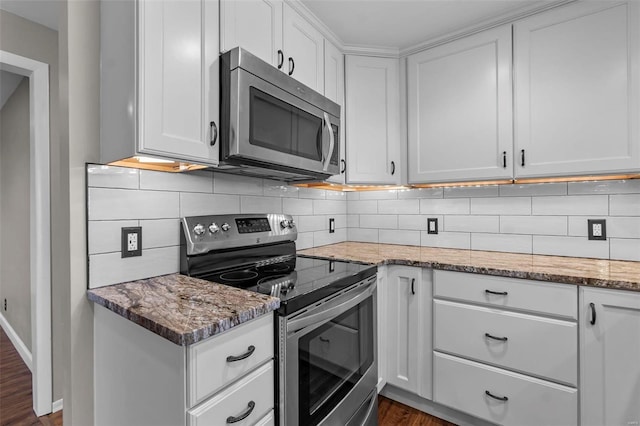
[434,300,577,385]
[434,352,577,426]
[187,361,274,426]
[434,270,577,319]
[254,410,275,426]
[188,314,274,407]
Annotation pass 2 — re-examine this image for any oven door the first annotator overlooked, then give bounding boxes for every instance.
[226,68,340,175]
[280,276,378,426]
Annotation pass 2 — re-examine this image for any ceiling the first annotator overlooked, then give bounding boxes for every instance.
[0,70,24,110]
[300,0,553,51]
[0,0,59,31]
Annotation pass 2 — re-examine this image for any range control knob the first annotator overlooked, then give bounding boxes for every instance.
[193,223,206,236]
[280,219,290,229]
[221,223,231,232]
[208,223,220,234]
[288,220,295,229]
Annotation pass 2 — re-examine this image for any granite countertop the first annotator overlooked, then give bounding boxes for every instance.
[298,242,640,292]
[87,274,279,346]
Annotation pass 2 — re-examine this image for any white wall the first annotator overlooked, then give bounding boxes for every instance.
[347,181,640,260]
[0,76,31,350]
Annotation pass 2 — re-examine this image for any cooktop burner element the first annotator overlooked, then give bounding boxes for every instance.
[219,270,259,282]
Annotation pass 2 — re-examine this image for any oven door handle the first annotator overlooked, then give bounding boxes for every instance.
[287,279,375,334]
[322,112,335,171]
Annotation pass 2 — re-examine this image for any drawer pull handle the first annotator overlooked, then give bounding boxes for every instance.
[411,278,415,295]
[226,401,255,423]
[485,289,508,296]
[485,333,508,342]
[226,345,256,363]
[589,302,596,325]
[485,390,508,402]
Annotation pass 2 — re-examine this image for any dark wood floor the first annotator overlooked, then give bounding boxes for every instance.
[379,395,457,426]
[0,327,62,426]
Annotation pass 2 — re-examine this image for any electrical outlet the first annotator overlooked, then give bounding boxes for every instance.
[427,218,438,234]
[588,219,606,241]
[329,218,335,234]
[121,226,142,258]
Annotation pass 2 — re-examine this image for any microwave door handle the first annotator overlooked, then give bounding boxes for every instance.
[322,112,335,171]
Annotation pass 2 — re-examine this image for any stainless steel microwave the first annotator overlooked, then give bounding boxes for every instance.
[219,47,340,182]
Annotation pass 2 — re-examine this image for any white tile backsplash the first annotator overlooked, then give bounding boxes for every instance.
[499,183,567,197]
[444,215,499,233]
[472,233,532,254]
[139,170,212,193]
[568,179,640,195]
[140,219,181,249]
[444,185,499,198]
[89,188,179,220]
[214,173,263,195]
[610,239,640,261]
[88,220,138,255]
[283,198,313,216]
[378,199,420,214]
[240,195,283,214]
[87,165,139,189]
[471,197,531,215]
[179,193,240,216]
[532,195,609,216]
[533,236,609,259]
[500,216,567,236]
[348,228,379,243]
[609,194,640,216]
[420,198,470,215]
[421,231,470,249]
[379,229,420,246]
[313,199,347,215]
[360,214,398,229]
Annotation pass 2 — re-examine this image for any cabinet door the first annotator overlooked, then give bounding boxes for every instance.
[345,56,401,184]
[324,40,346,184]
[139,0,219,164]
[407,25,513,184]
[282,4,324,92]
[220,0,283,67]
[580,287,640,426]
[514,1,640,178]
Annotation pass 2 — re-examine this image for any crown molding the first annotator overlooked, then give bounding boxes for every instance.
[342,45,400,58]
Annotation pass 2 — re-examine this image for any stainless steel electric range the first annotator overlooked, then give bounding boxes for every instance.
[180,213,379,426]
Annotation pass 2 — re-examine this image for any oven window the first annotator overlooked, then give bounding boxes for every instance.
[249,87,323,161]
[298,296,374,425]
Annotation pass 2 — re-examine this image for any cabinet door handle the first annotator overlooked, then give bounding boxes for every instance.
[226,345,255,363]
[277,50,284,69]
[210,121,217,146]
[485,390,508,402]
[502,151,507,168]
[288,57,295,76]
[589,302,596,325]
[391,161,396,175]
[521,149,525,167]
[485,332,508,342]
[341,159,346,174]
[411,278,415,295]
[485,289,508,296]
[226,401,255,423]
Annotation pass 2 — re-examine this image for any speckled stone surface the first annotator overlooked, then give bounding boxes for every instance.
[87,274,280,346]
[299,242,640,292]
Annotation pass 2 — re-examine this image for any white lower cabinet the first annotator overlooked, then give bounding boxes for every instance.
[376,266,388,392]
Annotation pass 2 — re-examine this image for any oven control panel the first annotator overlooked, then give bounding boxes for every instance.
[236,217,272,233]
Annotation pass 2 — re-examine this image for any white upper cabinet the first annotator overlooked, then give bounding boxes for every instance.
[101,0,220,165]
[282,3,325,92]
[220,0,283,67]
[345,56,402,185]
[324,39,346,184]
[514,1,640,178]
[407,25,513,184]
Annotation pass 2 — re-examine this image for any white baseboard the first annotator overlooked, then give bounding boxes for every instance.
[0,312,32,371]
[52,399,63,413]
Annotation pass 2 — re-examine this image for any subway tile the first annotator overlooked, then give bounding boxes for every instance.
[296,232,315,250]
[444,215,499,233]
[140,219,181,249]
[532,236,609,259]
[298,187,326,199]
[378,199,420,214]
[283,198,313,216]
[360,215,398,229]
[213,173,263,195]
[500,216,567,236]
[89,188,179,220]
[263,180,300,198]
[471,233,532,254]
[471,197,531,215]
[180,193,240,216]
[532,195,608,216]
[609,194,640,216]
[379,229,420,246]
[348,228,379,243]
[89,246,180,288]
[398,187,443,199]
[346,192,360,201]
[568,179,640,195]
[610,239,640,261]
[421,231,470,250]
[297,215,326,233]
[444,185,499,198]
[333,215,348,229]
[240,196,283,214]
[347,214,360,228]
[348,200,378,214]
[358,190,398,200]
[499,182,567,197]
[87,164,139,189]
[313,228,347,247]
[568,216,640,238]
[325,190,347,200]
[399,215,428,231]
[420,198,469,215]
[313,200,347,215]
[88,220,138,254]
[139,170,212,193]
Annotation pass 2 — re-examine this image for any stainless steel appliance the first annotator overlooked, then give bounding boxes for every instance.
[219,48,340,182]
[180,214,378,426]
